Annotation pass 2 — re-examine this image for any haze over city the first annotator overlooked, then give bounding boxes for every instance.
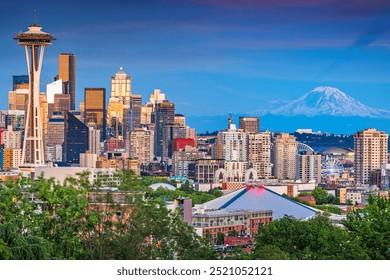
[1,0,390,130]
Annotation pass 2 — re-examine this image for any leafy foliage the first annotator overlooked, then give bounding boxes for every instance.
[0,173,217,260]
[312,187,328,205]
[1,172,388,260]
[342,194,390,260]
[254,215,369,260]
[253,245,290,260]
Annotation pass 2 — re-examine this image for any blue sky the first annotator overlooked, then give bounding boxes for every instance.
[1,0,390,119]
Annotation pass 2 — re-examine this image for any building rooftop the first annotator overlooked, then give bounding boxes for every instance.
[148,182,176,191]
[115,67,128,76]
[201,185,317,220]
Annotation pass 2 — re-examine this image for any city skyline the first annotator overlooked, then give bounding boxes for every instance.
[0,2,390,266]
[1,0,390,128]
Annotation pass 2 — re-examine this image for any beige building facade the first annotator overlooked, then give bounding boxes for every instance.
[273,133,298,180]
[247,132,272,178]
[354,128,388,184]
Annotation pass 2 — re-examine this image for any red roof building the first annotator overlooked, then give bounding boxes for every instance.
[298,196,316,205]
[172,138,196,152]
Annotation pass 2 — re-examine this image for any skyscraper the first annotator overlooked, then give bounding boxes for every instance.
[58,53,76,110]
[217,116,248,162]
[46,114,64,162]
[173,146,205,177]
[247,132,272,178]
[354,128,388,185]
[12,75,29,90]
[1,126,22,149]
[107,97,123,138]
[163,123,187,159]
[174,114,186,127]
[154,100,175,158]
[88,126,101,155]
[239,116,260,133]
[127,128,154,165]
[14,21,55,169]
[84,88,106,141]
[273,133,298,180]
[107,67,132,146]
[53,94,70,114]
[296,151,321,184]
[110,67,131,104]
[8,88,28,111]
[5,110,25,131]
[130,94,142,131]
[63,112,89,165]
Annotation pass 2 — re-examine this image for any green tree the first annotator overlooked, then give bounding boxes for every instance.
[0,238,11,260]
[0,173,220,260]
[216,232,225,245]
[342,194,390,260]
[179,180,193,194]
[298,192,312,197]
[327,194,336,204]
[209,188,223,198]
[312,187,328,205]
[254,215,368,260]
[86,201,218,260]
[0,221,53,260]
[253,244,290,260]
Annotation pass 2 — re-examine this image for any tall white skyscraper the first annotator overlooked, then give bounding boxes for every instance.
[217,116,247,162]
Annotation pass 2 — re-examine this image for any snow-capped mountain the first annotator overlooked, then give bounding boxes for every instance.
[270,86,390,118]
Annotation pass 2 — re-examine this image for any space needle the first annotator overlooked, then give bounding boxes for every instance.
[14,16,55,173]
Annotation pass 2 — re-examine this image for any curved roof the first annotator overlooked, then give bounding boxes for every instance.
[314,146,353,154]
[202,186,317,220]
[298,142,314,153]
[149,183,176,191]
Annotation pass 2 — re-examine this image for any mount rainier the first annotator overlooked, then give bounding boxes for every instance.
[270,86,390,119]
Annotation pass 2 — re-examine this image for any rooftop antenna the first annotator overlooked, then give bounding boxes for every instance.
[228,112,233,128]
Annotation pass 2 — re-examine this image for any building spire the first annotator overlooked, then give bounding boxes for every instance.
[228,113,233,127]
[34,9,37,24]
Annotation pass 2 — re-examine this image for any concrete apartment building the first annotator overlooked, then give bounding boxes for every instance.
[354,128,388,185]
[296,151,321,184]
[273,133,298,180]
[247,132,272,178]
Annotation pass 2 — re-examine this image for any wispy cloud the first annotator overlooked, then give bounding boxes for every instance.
[369,42,390,50]
[186,0,390,14]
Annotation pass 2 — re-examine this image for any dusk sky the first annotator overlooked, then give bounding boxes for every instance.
[1,0,390,119]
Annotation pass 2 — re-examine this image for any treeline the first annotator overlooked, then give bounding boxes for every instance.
[0,173,218,260]
[0,173,389,260]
